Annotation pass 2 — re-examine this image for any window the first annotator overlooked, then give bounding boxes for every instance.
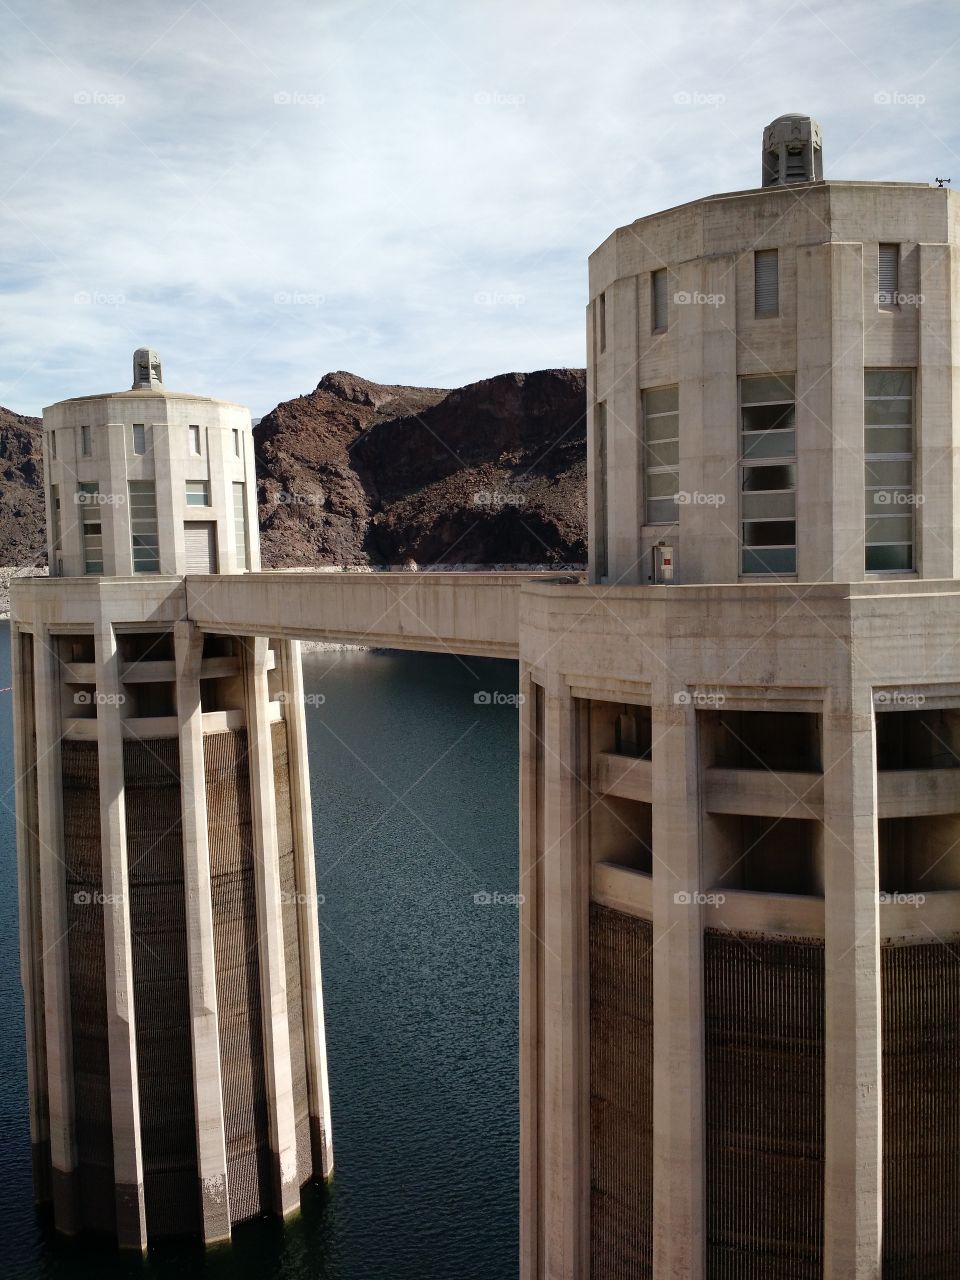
[189,424,201,454]
[598,292,607,354]
[594,400,608,580]
[128,481,159,573]
[78,483,103,574]
[740,373,796,574]
[81,425,92,457]
[865,369,914,572]
[878,244,899,308]
[233,428,241,457]
[132,423,147,455]
[652,270,668,332]
[233,481,249,570]
[643,385,679,524]
[186,480,210,507]
[754,249,779,317]
[50,430,56,461]
[51,485,61,551]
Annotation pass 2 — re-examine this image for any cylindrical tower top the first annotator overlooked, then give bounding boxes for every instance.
[132,347,163,389]
[42,351,260,578]
[762,114,823,186]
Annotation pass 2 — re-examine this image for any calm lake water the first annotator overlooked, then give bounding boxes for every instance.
[0,625,520,1279]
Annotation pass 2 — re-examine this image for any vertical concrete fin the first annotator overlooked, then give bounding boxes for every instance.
[823,679,882,1276]
[279,639,334,1179]
[174,622,232,1243]
[539,677,589,1280]
[651,688,705,1280]
[241,635,300,1217]
[518,669,543,1280]
[12,626,51,1202]
[93,621,147,1251]
[33,627,80,1233]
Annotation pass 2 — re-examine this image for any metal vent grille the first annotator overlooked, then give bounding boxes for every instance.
[589,903,654,1279]
[878,244,899,306]
[754,249,779,317]
[704,930,825,1277]
[882,939,960,1276]
[62,741,116,1235]
[652,269,668,332]
[124,737,200,1239]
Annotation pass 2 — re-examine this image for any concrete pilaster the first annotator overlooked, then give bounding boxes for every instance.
[797,242,838,581]
[828,243,866,582]
[651,689,705,1280]
[55,424,84,577]
[243,428,261,571]
[822,685,882,1278]
[917,242,957,578]
[539,676,589,1280]
[278,639,334,1179]
[241,635,301,1217]
[94,621,147,1251]
[152,423,181,575]
[681,254,739,585]
[32,627,80,1232]
[518,670,542,1280]
[174,622,232,1243]
[607,276,642,584]
[14,627,51,1202]
[586,305,602,583]
[102,424,132,575]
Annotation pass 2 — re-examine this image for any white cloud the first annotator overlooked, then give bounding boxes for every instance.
[0,0,958,414]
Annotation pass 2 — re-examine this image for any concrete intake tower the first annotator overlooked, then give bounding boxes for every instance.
[12,350,333,1248]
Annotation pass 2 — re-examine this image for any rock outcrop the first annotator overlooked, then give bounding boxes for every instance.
[0,407,45,567]
[256,368,587,567]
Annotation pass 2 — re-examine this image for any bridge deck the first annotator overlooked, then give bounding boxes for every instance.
[185,571,574,659]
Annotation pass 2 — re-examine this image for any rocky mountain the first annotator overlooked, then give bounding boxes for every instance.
[0,406,45,566]
[0,367,588,570]
[256,367,587,567]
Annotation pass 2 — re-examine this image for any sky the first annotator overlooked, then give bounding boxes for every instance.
[1,0,958,417]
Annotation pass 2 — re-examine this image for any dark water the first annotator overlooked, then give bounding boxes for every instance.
[0,627,520,1279]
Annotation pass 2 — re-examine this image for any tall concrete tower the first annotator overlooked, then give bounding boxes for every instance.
[12,354,333,1249]
[519,117,960,1278]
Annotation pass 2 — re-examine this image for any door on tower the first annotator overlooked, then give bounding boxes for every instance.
[184,520,218,573]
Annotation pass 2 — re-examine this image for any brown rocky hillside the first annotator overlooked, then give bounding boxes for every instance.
[0,407,45,565]
[256,368,587,567]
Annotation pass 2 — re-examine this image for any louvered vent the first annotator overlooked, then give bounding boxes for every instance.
[754,249,779,317]
[652,269,668,332]
[879,244,899,307]
[785,147,808,181]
